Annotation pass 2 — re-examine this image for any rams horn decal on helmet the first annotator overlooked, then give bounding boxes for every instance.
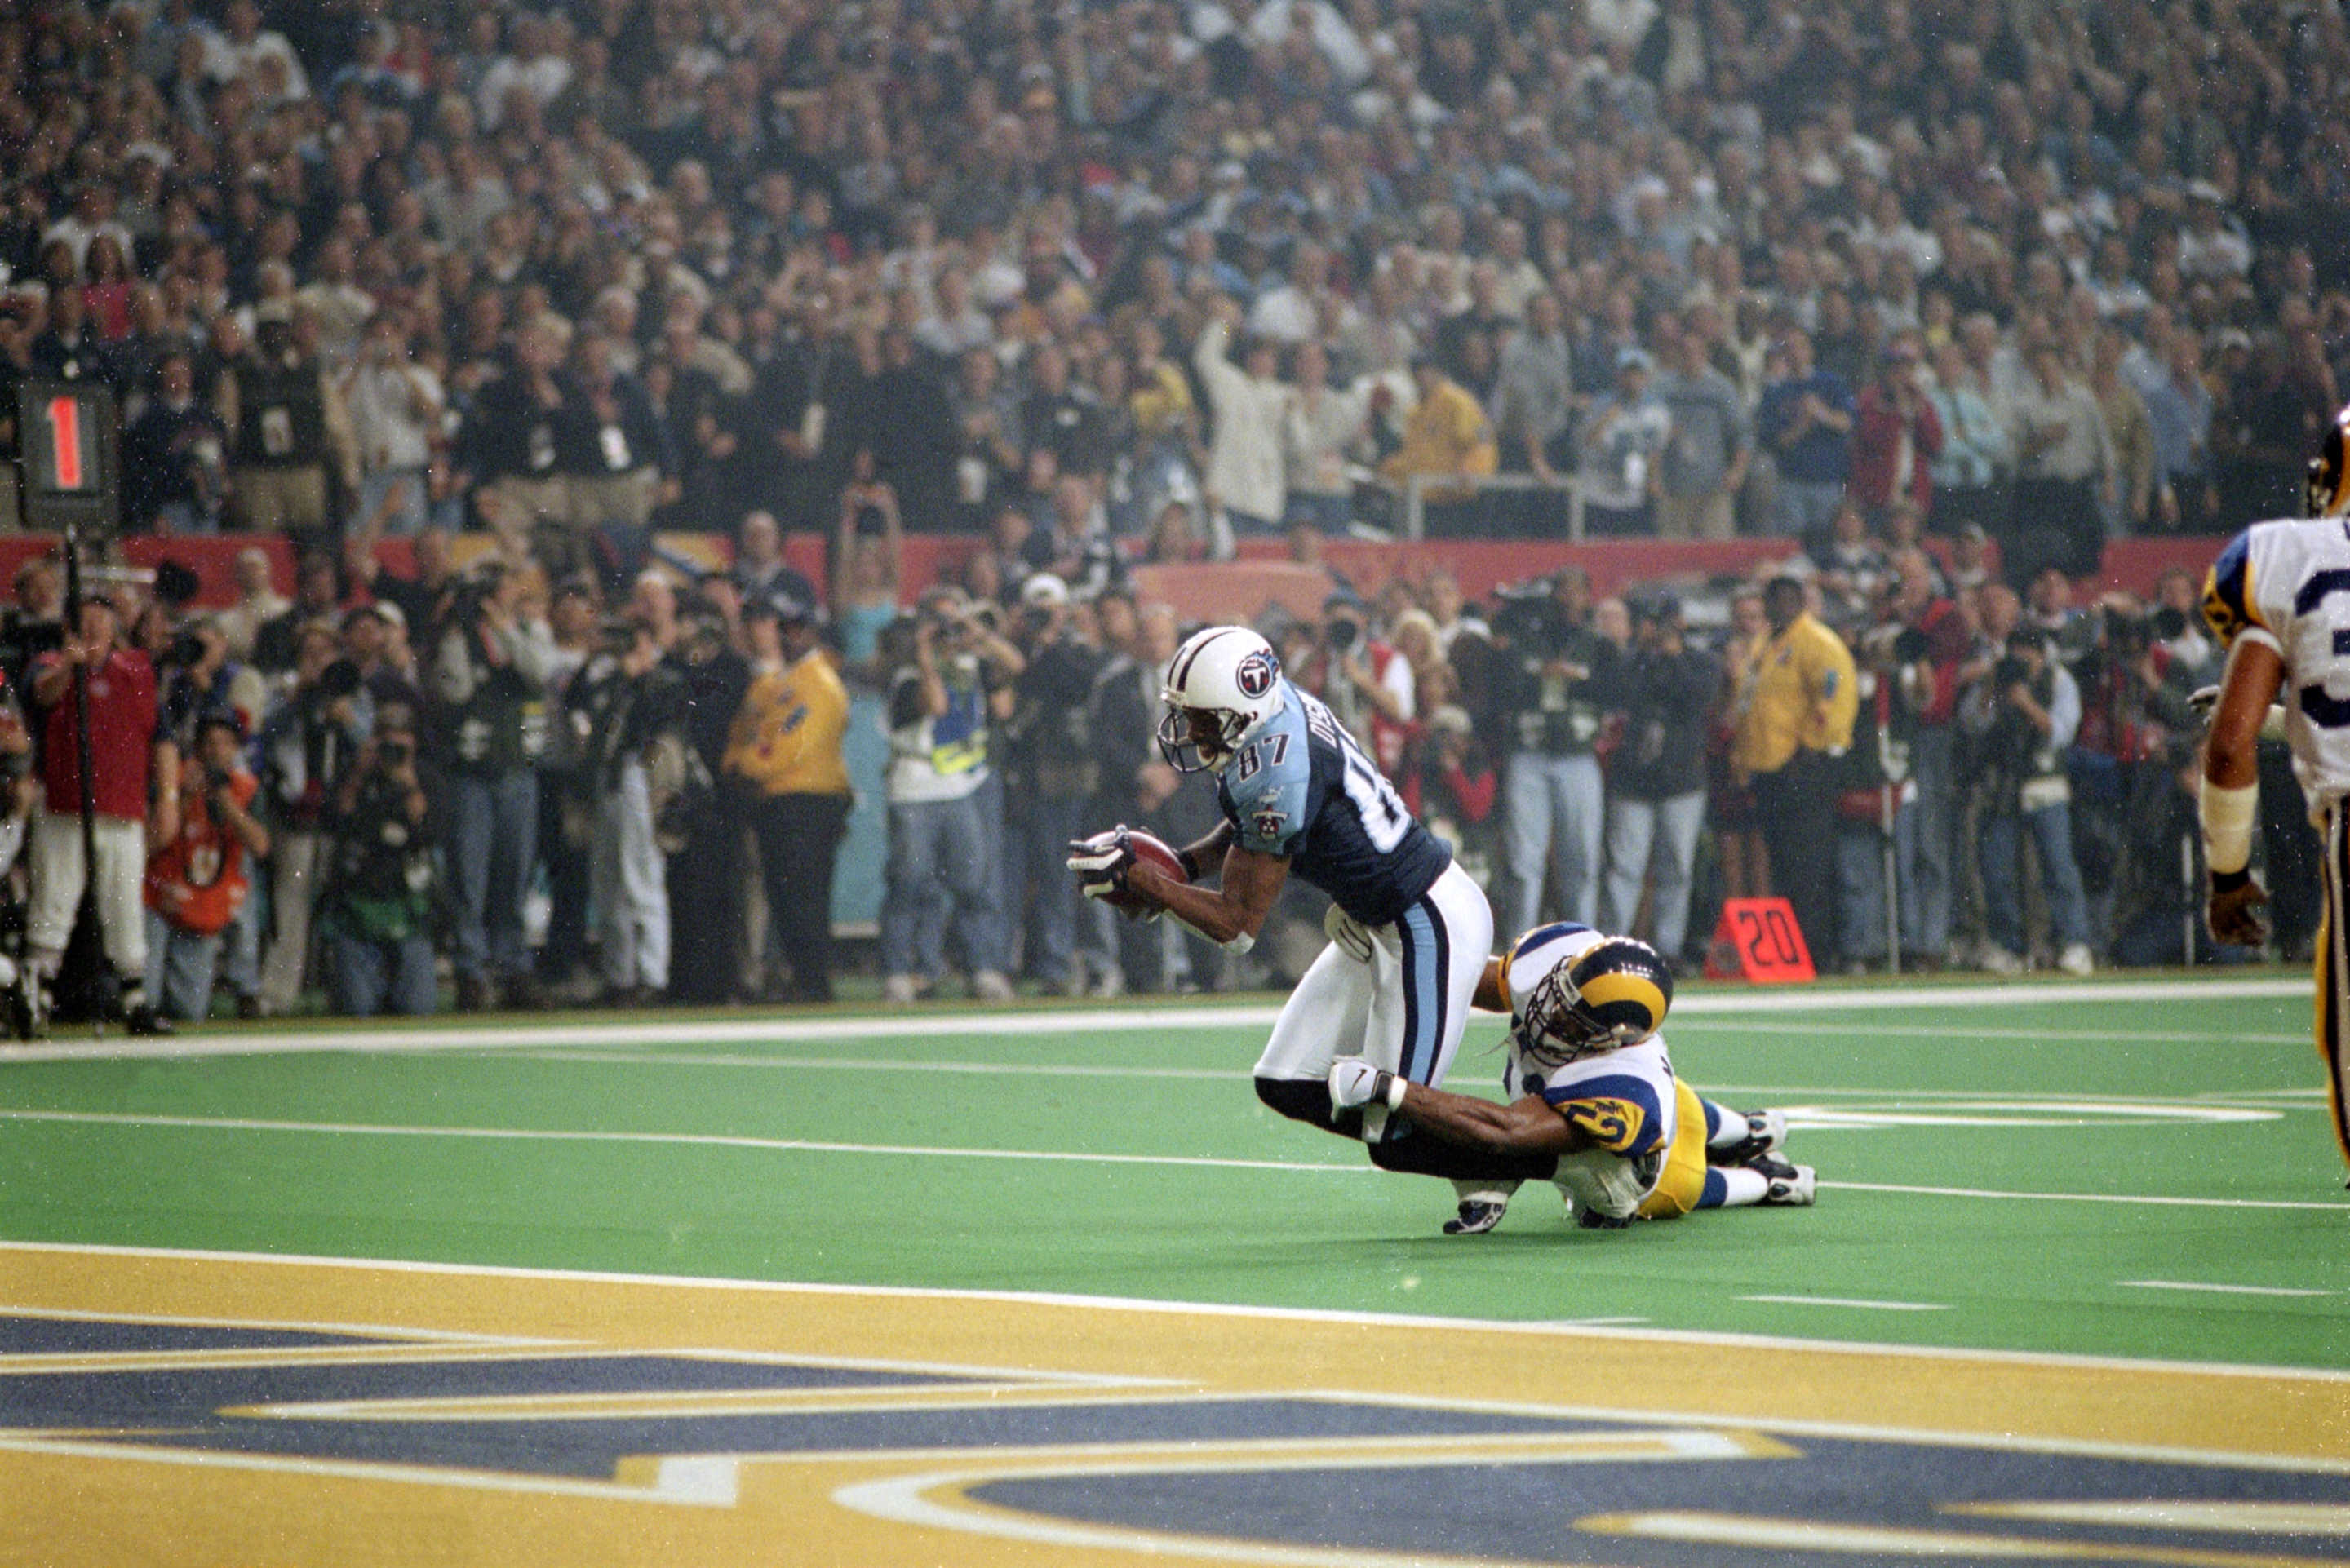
[1519,937,1673,1066]
[2310,403,2350,520]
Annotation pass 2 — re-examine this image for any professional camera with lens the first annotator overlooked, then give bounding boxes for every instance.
[2102,605,2151,653]
[315,657,363,701]
[446,560,509,628]
[1992,653,2030,691]
[1488,587,1551,649]
[1324,614,1360,651]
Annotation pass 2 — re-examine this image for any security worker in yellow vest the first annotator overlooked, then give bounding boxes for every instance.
[1380,355,1499,534]
[724,591,852,1003]
[1731,572,1859,967]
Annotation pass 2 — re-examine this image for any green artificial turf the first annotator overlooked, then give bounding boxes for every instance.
[2,979,2345,1369]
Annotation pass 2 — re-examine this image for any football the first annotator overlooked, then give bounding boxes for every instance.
[1073,826,1187,919]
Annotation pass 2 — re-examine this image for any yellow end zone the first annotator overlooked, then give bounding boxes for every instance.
[3,1242,2348,1568]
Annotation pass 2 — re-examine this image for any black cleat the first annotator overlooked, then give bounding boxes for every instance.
[1576,1207,1635,1229]
[5,974,40,1042]
[1708,1109,1787,1166]
[1442,1200,1507,1236]
[1747,1154,1817,1206]
[123,1004,175,1037]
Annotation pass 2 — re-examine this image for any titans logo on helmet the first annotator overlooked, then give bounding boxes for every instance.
[1235,650,1276,699]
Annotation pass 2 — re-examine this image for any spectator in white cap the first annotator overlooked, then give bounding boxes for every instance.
[1576,345,1673,534]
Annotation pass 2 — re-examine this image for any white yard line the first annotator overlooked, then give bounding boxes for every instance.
[1667,1020,2317,1045]
[11,1238,2350,1385]
[500,1050,1250,1079]
[1737,1295,1949,1312]
[1822,1180,2345,1211]
[0,1109,1361,1174]
[6,1109,2343,1211]
[0,977,2311,1064]
[2117,1280,2334,1298]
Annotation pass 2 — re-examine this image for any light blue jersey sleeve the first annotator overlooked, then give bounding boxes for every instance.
[1220,695,1314,857]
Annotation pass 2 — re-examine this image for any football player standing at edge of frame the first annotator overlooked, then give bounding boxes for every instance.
[1069,626,1516,1205]
[2200,401,2350,1182]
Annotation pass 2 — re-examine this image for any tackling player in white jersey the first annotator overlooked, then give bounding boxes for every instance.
[1332,921,1816,1232]
[2199,403,2350,1179]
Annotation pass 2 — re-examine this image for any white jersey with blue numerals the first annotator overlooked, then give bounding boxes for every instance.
[2204,519,2350,823]
[1493,922,1678,1163]
[1216,676,1452,928]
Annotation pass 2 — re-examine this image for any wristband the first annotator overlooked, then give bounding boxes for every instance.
[1377,1070,1407,1110]
[2210,867,2251,893]
[2198,777,2258,875]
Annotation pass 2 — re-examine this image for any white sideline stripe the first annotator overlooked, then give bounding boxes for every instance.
[7,1109,2343,1212]
[2119,1280,2335,1299]
[0,977,2311,1063]
[0,1008,1289,1063]
[1820,1180,2348,1212]
[486,1052,2322,1106]
[508,1050,1247,1080]
[1738,1295,1949,1313]
[0,1110,1362,1174]
[10,1239,2350,1385]
[1670,1020,2317,1045]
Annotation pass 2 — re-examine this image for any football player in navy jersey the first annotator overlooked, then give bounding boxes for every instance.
[1070,626,1505,1193]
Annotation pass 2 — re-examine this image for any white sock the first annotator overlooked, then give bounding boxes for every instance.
[1704,1101,1757,1150]
[1710,1166,1772,1207]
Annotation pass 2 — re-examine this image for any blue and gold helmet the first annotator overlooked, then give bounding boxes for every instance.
[2310,402,2350,520]
[1521,937,1673,1066]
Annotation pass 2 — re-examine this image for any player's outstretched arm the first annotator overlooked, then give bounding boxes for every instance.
[2202,635,2284,947]
[1330,1061,1577,1157]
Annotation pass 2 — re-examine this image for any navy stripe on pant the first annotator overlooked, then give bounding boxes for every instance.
[1394,894,1451,1085]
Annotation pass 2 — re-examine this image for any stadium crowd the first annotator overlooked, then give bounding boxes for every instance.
[0,0,2340,1020]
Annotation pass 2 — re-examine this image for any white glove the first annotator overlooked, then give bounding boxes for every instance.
[1066,826,1136,890]
[1329,1058,1405,1110]
[1323,902,1373,964]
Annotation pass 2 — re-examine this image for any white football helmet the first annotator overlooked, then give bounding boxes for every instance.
[1157,626,1284,773]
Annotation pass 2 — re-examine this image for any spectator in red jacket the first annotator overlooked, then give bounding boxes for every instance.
[1850,339,1944,530]
[27,598,175,1034]
[1888,547,1974,968]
